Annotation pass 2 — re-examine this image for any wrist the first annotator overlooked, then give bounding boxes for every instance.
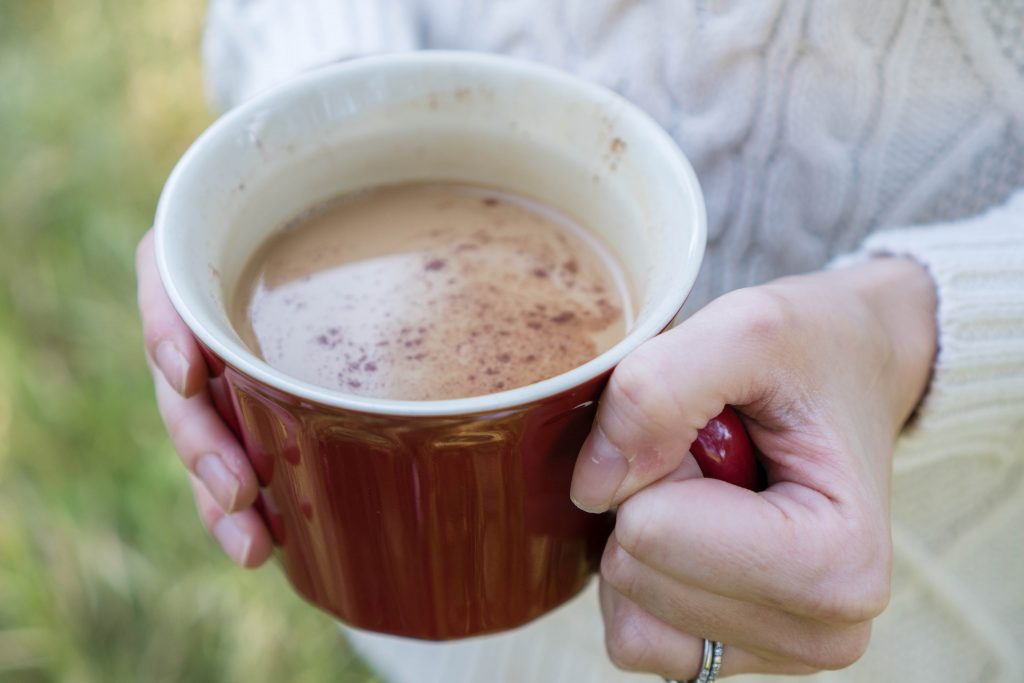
[840,257,938,429]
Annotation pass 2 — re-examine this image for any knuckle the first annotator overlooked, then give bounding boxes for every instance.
[864,576,892,620]
[611,495,660,561]
[162,400,190,437]
[795,623,872,671]
[726,287,795,350]
[800,523,892,624]
[829,625,873,669]
[802,582,883,625]
[599,538,639,597]
[857,524,894,619]
[604,608,655,672]
[840,569,891,623]
[607,351,663,424]
[163,407,201,469]
[800,574,890,626]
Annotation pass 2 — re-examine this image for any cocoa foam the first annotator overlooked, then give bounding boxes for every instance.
[232,182,633,400]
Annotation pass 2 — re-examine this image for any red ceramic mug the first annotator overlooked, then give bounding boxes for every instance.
[154,53,760,640]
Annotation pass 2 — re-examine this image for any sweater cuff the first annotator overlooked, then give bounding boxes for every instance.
[202,0,419,110]
[832,191,1024,446]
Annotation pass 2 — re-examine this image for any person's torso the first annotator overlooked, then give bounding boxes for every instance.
[418,0,1024,308]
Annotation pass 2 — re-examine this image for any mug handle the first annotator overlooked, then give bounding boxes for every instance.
[689,406,764,491]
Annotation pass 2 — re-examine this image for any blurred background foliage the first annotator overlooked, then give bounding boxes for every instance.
[0,1,377,680]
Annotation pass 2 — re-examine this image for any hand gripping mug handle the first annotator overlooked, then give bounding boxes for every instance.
[689,406,764,491]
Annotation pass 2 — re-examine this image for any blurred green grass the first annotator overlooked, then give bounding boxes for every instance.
[0,2,378,681]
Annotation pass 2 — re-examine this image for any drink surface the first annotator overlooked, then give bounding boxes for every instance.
[232,182,632,400]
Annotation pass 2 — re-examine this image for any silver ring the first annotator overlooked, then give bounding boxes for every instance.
[703,640,724,682]
[664,639,724,683]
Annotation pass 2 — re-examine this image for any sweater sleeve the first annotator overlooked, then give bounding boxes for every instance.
[835,190,1024,453]
[202,0,420,110]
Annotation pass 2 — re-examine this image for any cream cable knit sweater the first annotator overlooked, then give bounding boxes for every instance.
[202,2,1024,681]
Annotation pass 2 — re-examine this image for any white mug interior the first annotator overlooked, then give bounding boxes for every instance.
[155,52,706,416]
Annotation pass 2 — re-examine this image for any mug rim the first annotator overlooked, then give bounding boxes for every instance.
[154,51,706,417]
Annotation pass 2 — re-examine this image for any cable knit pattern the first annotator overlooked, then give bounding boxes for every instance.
[202,2,1024,681]
[202,0,418,108]
[982,0,1024,71]
[832,193,1024,681]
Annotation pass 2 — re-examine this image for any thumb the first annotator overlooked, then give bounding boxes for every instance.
[570,291,779,512]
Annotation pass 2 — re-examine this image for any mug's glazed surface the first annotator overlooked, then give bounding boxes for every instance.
[202,344,614,640]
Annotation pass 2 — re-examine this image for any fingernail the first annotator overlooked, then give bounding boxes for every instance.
[196,453,241,512]
[155,340,189,395]
[570,427,629,513]
[213,514,253,567]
